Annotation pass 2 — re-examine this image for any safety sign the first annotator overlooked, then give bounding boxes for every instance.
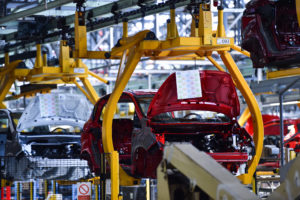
[77,182,91,200]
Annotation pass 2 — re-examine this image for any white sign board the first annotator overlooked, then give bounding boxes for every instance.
[176,70,202,99]
[77,182,91,200]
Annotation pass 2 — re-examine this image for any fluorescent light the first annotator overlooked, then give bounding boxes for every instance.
[262,101,300,107]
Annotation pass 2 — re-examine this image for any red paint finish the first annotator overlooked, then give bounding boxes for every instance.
[241,0,300,68]
[245,115,300,169]
[81,70,253,178]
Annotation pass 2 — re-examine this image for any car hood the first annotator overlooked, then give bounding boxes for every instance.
[17,93,92,132]
[147,70,240,119]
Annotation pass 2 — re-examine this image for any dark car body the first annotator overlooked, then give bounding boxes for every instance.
[241,0,300,68]
[81,70,254,178]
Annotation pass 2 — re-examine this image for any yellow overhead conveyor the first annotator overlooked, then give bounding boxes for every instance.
[0,40,109,107]
[71,2,264,199]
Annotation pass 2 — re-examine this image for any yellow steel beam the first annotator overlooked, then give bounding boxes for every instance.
[0,60,23,76]
[0,102,6,109]
[59,41,72,73]
[4,52,9,66]
[206,56,225,72]
[102,44,143,187]
[79,78,99,104]
[168,9,179,39]
[220,51,264,185]
[231,45,250,57]
[74,11,88,58]
[297,0,300,27]
[110,151,120,200]
[217,8,225,37]
[123,20,128,38]
[199,4,212,45]
[238,107,251,127]
[34,44,43,68]
[0,75,15,109]
[88,71,109,84]
[73,80,95,104]
[267,67,300,79]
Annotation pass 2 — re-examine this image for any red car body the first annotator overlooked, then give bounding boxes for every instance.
[245,115,300,169]
[81,70,254,178]
[241,0,300,68]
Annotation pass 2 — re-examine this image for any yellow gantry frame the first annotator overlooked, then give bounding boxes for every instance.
[73,3,264,198]
[0,40,109,107]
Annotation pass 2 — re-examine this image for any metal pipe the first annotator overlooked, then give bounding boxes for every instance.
[279,94,284,166]
[278,77,300,166]
[0,0,73,25]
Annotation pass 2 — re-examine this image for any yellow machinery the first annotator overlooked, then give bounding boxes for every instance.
[0,40,109,108]
[71,2,264,199]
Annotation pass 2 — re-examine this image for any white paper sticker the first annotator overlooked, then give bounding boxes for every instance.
[39,94,60,117]
[74,68,85,73]
[217,38,230,45]
[176,70,202,99]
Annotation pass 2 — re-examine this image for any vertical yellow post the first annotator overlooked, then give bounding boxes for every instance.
[60,40,70,73]
[35,44,43,68]
[217,7,225,37]
[102,45,143,186]
[146,179,150,200]
[296,0,300,27]
[44,180,48,199]
[43,53,47,66]
[4,52,9,66]
[169,8,179,39]
[190,17,198,37]
[95,183,99,200]
[220,51,264,184]
[123,19,128,38]
[110,151,120,200]
[198,3,212,44]
[17,182,20,200]
[74,11,88,58]
[30,182,33,200]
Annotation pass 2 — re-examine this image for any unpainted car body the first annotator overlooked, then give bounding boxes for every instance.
[241,0,300,68]
[0,93,92,181]
[81,70,254,178]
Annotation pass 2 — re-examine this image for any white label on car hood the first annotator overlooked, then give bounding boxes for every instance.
[176,70,202,99]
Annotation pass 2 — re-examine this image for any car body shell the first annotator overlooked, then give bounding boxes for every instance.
[0,93,92,181]
[241,0,300,68]
[245,114,300,169]
[81,70,253,178]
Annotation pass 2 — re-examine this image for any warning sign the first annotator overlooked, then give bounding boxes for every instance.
[77,182,91,200]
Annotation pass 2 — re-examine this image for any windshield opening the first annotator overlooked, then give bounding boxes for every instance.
[135,95,154,116]
[152,110,231,123]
